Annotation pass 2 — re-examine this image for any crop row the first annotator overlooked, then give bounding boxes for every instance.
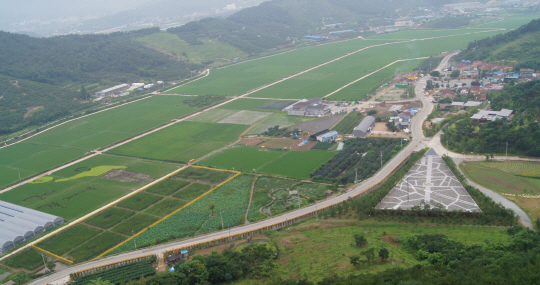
[109,174,252,254]
[72,258,156,285]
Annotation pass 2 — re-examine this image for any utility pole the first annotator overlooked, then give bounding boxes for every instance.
[506,142,508,160]
[447,139,449,157]
[315,203,318,221]
[132,230,137,249]
[355,167,358,184]
[228,222,230,236]
[380,151,383,168]
[41,253,47,272]
[220,209,224,230]
[407,177,410,203]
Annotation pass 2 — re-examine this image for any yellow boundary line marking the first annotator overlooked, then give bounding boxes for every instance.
[32,245,74,264]
[94,166,240,259]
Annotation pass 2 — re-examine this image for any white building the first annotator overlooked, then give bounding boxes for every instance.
[95,84,129,97]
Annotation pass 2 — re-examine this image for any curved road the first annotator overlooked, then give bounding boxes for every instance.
[31,52,531,284]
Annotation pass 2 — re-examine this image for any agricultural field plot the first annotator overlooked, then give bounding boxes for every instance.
[1,247,44,271]
[259,150,336,179]
[166,39,400,96]
[172,183,211,201]
[249,30,503,100]
[145,178,190,196]
[198,145,286,171]
[85,207,135,229]
[36,224,102,256]
[460,161,540,194]
[332,112,364,135]
[25,96,199,150]
[248,176,298,222]
[108,121,247,163]
[117,192,163,211]
[247,113,317,135]
[144,198,188,217]
[66,231,127,262]
[112,213,161,236]
[185,109,237,123]
[0,96,198,188]
[174,166,233,184]
[217,110,272,125]
[258,100,297,110]
[216,98,275,111]
[0,143,87,189]
[108,174,252,255]
[296,116,344,133]
[135,33,247,64]
[468,13,540,29]
[0,155,180,221]
[261,138,294,149]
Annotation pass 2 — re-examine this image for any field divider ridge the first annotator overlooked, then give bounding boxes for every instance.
[94,168,241,259]
[32,245,74,264]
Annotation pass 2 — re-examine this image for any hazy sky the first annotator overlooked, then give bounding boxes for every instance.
[2,0,266,36]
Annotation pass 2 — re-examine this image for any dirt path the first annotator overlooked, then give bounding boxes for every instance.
[156,254,167,273]
[244,175,259,225]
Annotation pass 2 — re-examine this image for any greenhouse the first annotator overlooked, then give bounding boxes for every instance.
[0,201,64,254]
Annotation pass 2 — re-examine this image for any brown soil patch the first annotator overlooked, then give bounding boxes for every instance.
[262,138,295,149]
[290,141,317,151]
[24,106,44,119]
[381,234,402,247]
[100,169,152,183]
[193,234,268,256]
[239,137,268,146]
[372,122,390,132]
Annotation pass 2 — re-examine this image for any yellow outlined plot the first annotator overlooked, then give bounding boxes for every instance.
[95,166,240,259]
[32,245,74,264]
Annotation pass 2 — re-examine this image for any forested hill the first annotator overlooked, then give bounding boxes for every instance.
[456,18,540,70]
[168,0,455,54]
[0,28,200,85]
[0,27,202,135]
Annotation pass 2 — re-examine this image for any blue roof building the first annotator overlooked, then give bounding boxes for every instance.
[316,131,338,142]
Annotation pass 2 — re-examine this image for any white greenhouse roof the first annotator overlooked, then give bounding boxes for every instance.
[0,201,64,254]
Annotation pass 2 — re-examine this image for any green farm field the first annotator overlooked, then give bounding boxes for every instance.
[460,161,540,194]
[259,150,336,179]
[108,174,253,255]
[135,33,247,64]
[250,30,503,100]
[199,146,335,179]
[0,155,180,221]
[199,145,286,171]
[0,96,198,188]
[332,112,364,134]
[108,121,248,163]
[25,96,198,150]
[0,143,86,189]
[166,38,400,96]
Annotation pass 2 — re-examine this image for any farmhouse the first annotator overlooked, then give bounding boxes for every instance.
[286,98,330,117]
[352,116,376,137]
[0,201,64,254]
[440,89,456,98]
[316,131,338,142]
[95,84,129,97]
[471,109,513,122]
[168,250,189,263]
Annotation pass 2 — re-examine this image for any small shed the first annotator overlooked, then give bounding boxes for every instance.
[316,131,338,142]
[168,250,189,263]
[325,190,333,196]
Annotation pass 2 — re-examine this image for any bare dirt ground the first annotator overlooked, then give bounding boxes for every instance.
[262,138,294,149]
[239,137,268,146]
[100,170,152,183]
